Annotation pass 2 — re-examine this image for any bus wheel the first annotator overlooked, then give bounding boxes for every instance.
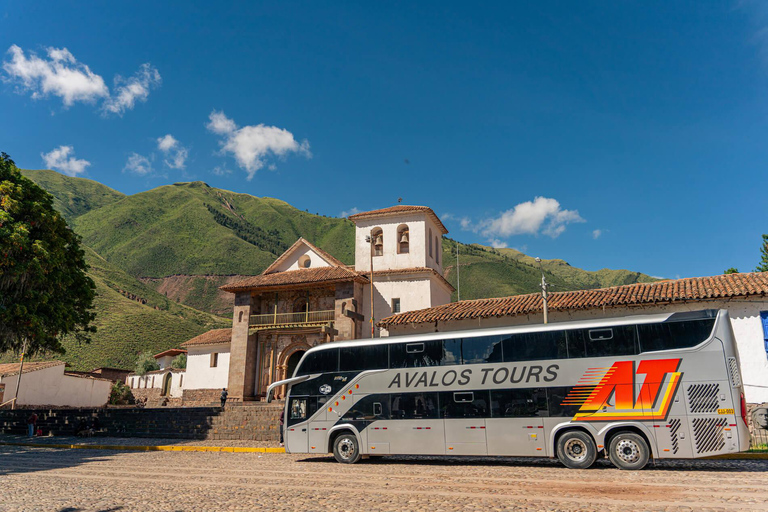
[333,433,361,464]
[556,431,597,469]
[608,432,649,470]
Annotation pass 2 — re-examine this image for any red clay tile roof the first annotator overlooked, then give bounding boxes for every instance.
[262,238,347,275]
[379,272,768,327]
[180,328,232,348]
[153,349,187,359]
[363,267,456,292]
[0,360,65,378]
[220,267,369,293]
[348,205,448,234]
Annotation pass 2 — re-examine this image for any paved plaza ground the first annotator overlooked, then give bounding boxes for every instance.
[1,444,767,512]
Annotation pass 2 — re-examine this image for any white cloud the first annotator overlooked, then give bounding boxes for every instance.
[459,217,472,230]
[41,145,90,176]
[488,238,508,249]
[592,229,602,239]
[479,197,585,240]
[206,110,311,180]
[102,63,161,116]
[3,45,108,106]
[340,207,360,218]
[123,152,153,176]
[156,134,188,169]
[2,45,160,115]
[211,165,232,176]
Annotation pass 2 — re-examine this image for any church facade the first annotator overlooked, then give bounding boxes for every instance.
[179,205,454,403]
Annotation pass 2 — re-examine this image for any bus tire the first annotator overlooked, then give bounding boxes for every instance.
[556,430,597,469]
[608,432,650,470]
[333,433,361,464]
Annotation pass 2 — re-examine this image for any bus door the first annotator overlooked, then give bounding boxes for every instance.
[441,391,488,455]
[388,392,444,455]
[285,396,310,453]
[486,388,546,456]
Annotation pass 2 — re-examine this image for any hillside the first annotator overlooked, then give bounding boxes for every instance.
[0,246,229,371]
[441,239,655,301]
[21,169,125,221]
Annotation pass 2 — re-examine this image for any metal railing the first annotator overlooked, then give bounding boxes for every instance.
[250,309,335,327]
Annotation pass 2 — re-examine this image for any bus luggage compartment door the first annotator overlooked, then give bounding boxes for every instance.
[444,419,488,455]
[485,418,544,456]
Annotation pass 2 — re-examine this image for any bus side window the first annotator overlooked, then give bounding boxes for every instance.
[638,319,715,352]
[585,325,638,357]
[391,392,439,419]
[462,336,504,364]
[339,344,388,371]
[439,390,488,418]
[296,349,339,375]
[566,330,588,358]
[503,331,567,362]
[490,388,547,418]
[390,341,443,367]
[289,398,307,423]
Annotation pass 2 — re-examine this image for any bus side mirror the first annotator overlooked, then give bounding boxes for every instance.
[266,389,273,403]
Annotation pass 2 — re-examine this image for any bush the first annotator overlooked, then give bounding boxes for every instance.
[171,353,187,369]
[134,351,159,376]
[109,381,135,405]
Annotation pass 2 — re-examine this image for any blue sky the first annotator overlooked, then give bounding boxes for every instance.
[2,1,767,279]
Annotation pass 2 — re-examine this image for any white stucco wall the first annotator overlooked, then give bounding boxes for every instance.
[0,364,111,407]
[272,246,332,272]
[155,355,175,370]
[182,345,231,390]
[386,298,768,403]
[355,213,434,272]
[126,370,185,398]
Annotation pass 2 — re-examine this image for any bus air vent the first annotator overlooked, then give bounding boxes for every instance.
[686,384,720,414]
[692,417,726,454]
[668,418,681,454]
[727,357,741,388]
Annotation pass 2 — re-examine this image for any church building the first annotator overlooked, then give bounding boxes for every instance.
[179,205,454,404]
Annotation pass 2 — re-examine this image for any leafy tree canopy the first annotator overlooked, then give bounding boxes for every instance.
[171,353,187,369]
[0,153,95,355]
[756,234,768,273]
[134,351,160,376]
[724,267,739,275]
[109,381,135,405]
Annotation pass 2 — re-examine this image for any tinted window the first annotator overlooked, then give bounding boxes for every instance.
[462,336,504,364]
[588,325,637,357]
[290,371,355,397]
[342,394,390,421]
[390,340,444,367]
[490,388,548,418]
[339,344,388,371]
[638,319,715,352]
[547,387,582,418]
[502,330,568,362]
[439,390,489,418]
[566,330,587,358]
[390,392,439,419]
[296,349,338,375]
[443,339,461,365]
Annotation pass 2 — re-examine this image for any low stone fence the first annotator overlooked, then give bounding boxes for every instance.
[0,403,283,442]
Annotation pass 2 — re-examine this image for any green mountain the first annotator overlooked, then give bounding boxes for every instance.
[12,169,654,371]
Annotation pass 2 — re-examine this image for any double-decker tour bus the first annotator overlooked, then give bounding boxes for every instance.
[267,309,750,469]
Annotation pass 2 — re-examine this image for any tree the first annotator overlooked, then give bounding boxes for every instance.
[134,351,160,376]
[0,152,95,355]
[108,381,135,405]
[171,353,187,369]
[756,234,768,273]
[724,268,739,275]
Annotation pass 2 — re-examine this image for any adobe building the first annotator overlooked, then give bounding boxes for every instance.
[180,206,454,403]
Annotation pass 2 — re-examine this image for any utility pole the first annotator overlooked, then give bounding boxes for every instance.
[12,338,27,410]
[456,243,460,302]
[535,257,548,324]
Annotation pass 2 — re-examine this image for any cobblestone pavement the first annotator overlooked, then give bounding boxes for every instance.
[1,446,767,512]
[0,434,273,448]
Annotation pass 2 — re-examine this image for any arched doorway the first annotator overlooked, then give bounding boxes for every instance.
[161,372,172,396]
[286,350,305,379]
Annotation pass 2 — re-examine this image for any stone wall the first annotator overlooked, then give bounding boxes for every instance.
[182,388,222,407]
[130,387,162,406]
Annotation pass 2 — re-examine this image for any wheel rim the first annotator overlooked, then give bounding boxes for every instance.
[614,438,641,464]
[338,438,356,460]
[564,438,588,462]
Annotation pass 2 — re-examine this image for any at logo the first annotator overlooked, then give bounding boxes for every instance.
[563,358,682,421]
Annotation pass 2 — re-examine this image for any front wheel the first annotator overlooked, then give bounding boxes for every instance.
[556,430,597,469]
[333,433,361,464]
[608,432,650,470]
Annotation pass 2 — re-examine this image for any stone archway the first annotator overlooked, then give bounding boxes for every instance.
[161,372,172,397]
[274,340,311,399]
[286,350,305,380]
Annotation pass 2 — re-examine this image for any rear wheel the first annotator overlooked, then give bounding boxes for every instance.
[608,432,650,470]
[333,433,361,464]
[556,430,597,469]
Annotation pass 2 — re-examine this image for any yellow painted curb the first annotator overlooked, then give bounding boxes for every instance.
[0,441,285,454]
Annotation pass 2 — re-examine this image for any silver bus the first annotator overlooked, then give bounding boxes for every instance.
[268,309,750,469]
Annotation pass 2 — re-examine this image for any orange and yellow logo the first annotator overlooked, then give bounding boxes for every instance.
[563,359,682,421]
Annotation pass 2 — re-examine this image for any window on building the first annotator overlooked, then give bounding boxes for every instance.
[210,353,218,368]
[435,236,440,264]
[298,254,311,268]
[371,227,383,257]
[429,228,433,258]
[179,374,184,388]
[397,225,410,254]
[130,377,134,388]
[151,376,155,387]
[761,311,768,359]
[392,298,401,314]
